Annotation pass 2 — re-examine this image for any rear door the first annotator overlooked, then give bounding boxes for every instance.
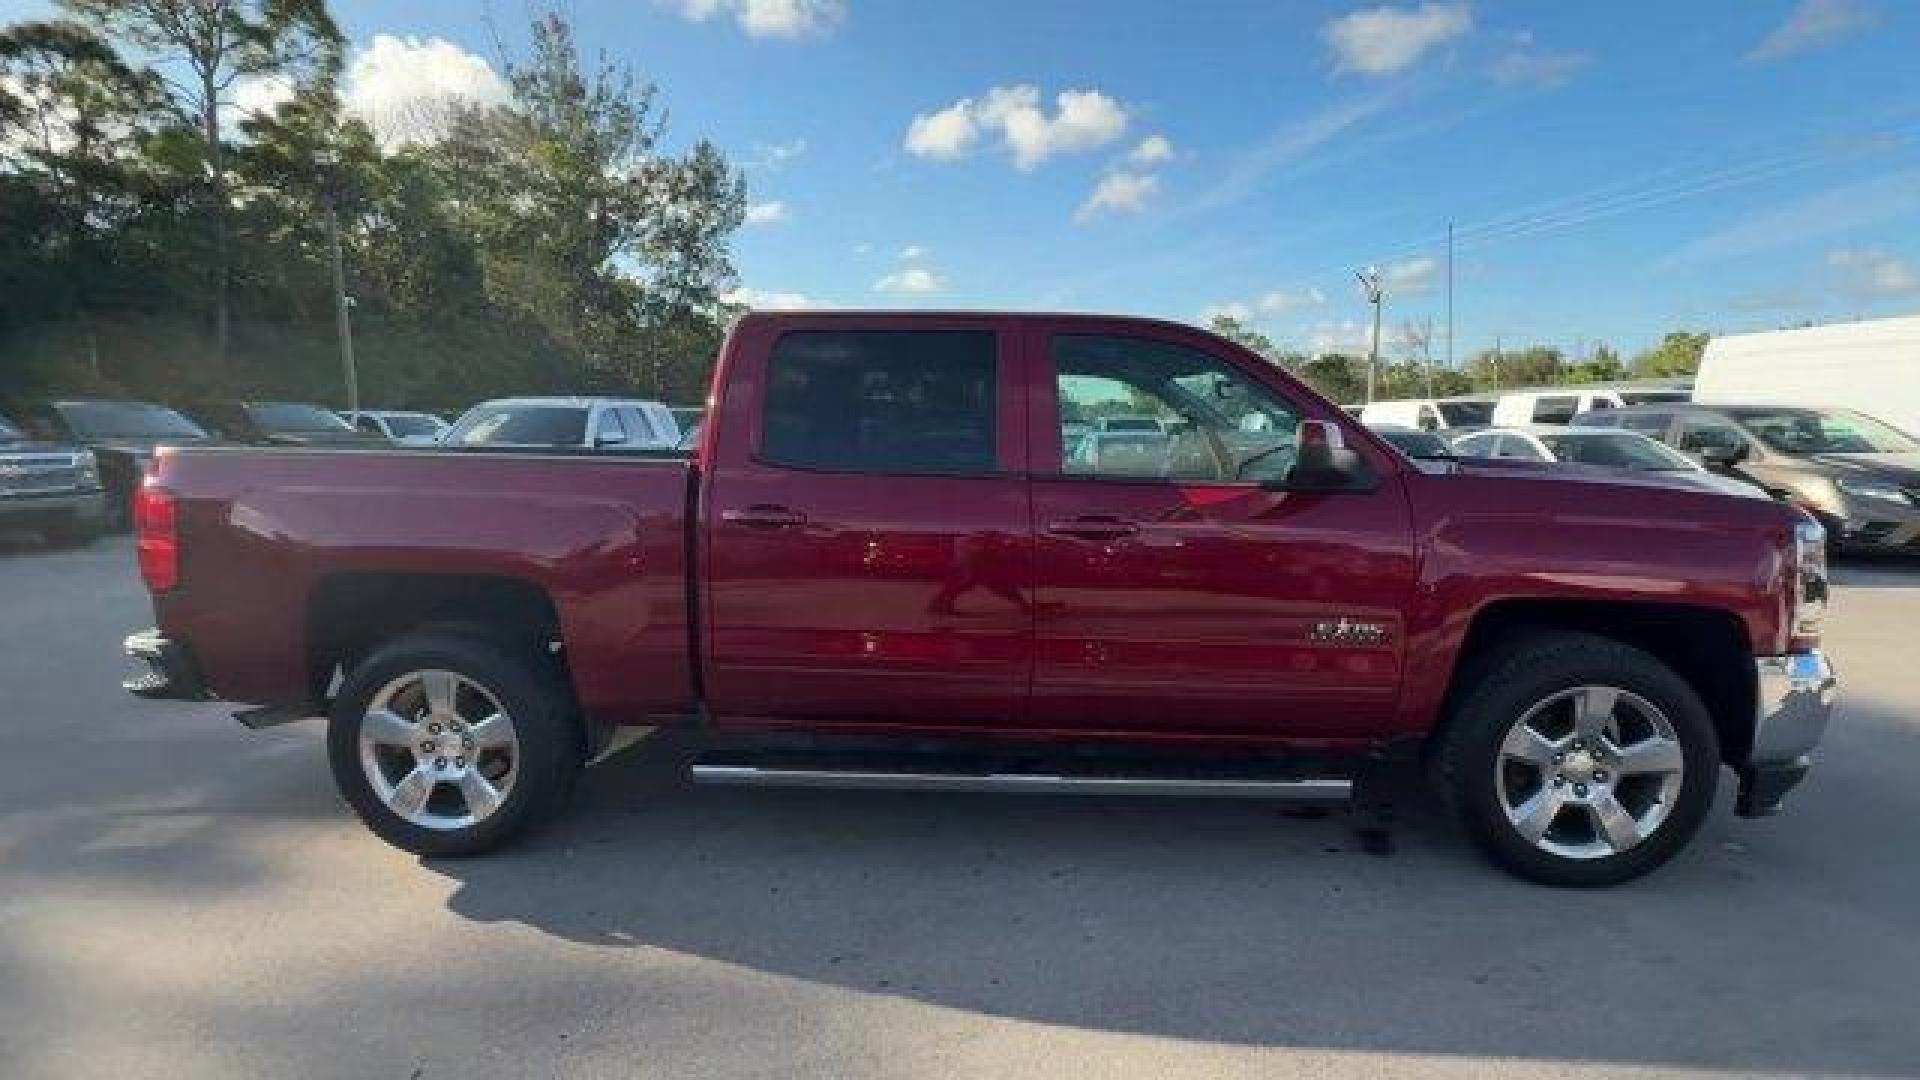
[701,317,1032,731]
[1024,321,1418,739]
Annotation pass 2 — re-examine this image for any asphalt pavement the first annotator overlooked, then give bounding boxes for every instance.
[2,533,1918,1079]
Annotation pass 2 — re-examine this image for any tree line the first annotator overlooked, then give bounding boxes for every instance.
[1210,316,1709,406]
[1,1,745,413]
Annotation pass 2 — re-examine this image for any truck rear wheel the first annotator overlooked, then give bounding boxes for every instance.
[326,631,582,857]
[1437,632,1720,887]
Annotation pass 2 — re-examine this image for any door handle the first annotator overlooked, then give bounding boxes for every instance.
[1046,515,1139,540]
[722,504,808,529]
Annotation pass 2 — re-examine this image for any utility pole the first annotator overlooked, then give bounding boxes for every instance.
[1356,266,1384,405]
[1445,220,1455,371]
[323,196,359,414]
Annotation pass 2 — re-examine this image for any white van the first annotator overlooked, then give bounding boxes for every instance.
[1695,316,1920,437]
[1359,396,1496,432]
[1492,385,1691,427]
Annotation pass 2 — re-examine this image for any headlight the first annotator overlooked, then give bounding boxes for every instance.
[73,450,101,490]
[1789,515,1828,648]
[1835,478,1911,505]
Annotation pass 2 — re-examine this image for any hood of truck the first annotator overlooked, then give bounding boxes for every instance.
[0,440,84,457]
[1800,452,1920,484]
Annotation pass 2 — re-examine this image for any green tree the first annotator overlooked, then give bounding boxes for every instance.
[58,0,343,369]
[1632,331,1708,378]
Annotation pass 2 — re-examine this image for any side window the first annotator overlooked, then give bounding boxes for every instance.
[1417,405,1440,431]
[594,408,629,445]
[1053,334,1302,483]
[761,330,997,474]
[1454,432,1498,457]
[622,407,657,442]
[354,415,383,434]
[1676,418,1746,454]
[1618,411,1672,436]
[1499,436,1547,461]
[1586,397,1615,411]
[1531,396,1580,424]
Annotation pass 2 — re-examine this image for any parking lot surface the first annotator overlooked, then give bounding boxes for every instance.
[3,535,1918,1079]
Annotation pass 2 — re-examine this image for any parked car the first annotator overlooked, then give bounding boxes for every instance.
[1451,426,1761,498]
[195,401,381,446]
[124,310,1834,888]
[444,397,683,452]
[1367,423,1458,461]
[0,411,106,545]
[24,399,215,529]
[1575,403,1920,552]
[1696,315,1920,438]
[346,410,451,445]
[1492,385,1692,427]
[1360,395,1495,433]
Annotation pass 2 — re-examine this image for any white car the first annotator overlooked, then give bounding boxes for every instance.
[1451,425,1761,497]
[1359,395,1495,433]
[1491,386,1691,427]
[345,410,450,445]
[443,397,683,452]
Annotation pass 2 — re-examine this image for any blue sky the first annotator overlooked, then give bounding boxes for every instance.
[7,0,1919,359]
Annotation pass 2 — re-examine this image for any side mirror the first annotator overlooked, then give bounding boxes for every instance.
[1287,419,1372,491]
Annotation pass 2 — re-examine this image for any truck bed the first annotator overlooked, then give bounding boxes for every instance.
[148,446,698,731]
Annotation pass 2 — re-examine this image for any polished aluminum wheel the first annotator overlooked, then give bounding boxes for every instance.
[1495,685,1685,860]
[357,669,519,831]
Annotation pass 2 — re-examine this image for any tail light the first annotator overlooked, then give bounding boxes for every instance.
[1787,515,1827,651]
[135,483,179,593]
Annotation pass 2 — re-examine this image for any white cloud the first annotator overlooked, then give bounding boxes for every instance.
[666,0,846,39]
[1489,31,1591,87]
[904,100,980,160]
[1749,0,1876,61]
[1128,134,1176,166]
[229,75,294,125]
[1309,319,1376,357]
[1324,2,1473,77]
[899,244,929,260]
[905,84,1129,169]
[345,35,511,148]
[1076,171,1159,222]
[745,200,790,225]
[874,266,944,294]
[749,138,807,170]
[1257,287,1328,314]
[724,287,817,310]
[1380,255,1439,293]
[1665,168,1920,267]
[1827,248,1920,298]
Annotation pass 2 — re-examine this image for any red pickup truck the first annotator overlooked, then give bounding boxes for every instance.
[124,311,1837,885]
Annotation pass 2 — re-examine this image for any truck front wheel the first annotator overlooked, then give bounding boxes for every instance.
[327,631,583,857]
[1437,632,1720,887]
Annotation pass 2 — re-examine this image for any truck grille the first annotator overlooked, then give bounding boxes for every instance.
[0,457,80,495]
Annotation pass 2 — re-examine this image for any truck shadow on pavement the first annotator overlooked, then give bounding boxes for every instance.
[432,708,1920,1075]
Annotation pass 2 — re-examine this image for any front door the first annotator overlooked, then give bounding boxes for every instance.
[1025,323,1418,740]
[702,319,1033,731]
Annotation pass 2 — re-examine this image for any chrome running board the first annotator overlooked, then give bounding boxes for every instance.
[689,763,1351,802]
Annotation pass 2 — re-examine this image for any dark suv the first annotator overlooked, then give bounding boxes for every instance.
[0,411,107,544]
[194,401,383,446]
[24,400,215,530]
[1574,403,1920,552]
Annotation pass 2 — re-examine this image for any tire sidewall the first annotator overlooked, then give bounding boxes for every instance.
[326,633,580,857]
[1448,636,1721,887]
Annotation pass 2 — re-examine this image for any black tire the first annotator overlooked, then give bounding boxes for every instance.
[1435,631,1720,887]
[327,630,583,857]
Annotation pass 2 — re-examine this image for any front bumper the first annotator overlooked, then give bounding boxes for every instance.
[1735,650,1838,817]
[0,489,106,528]
[124,628,209,701]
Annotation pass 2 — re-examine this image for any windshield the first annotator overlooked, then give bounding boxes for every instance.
[1727,408,1920,455]
[383,414,443,438]
[1436,400,1494,427]
[448,405,589,447]
[249,403,353,432]
[57,402,208,440]
[1539,430,1697,471]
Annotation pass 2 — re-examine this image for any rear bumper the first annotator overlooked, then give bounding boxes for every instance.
[123,628,210,701]
[1735,650,1837,817]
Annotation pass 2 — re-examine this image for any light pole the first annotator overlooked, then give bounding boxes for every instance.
[1356,266,1384,405]
[316,149,359,413]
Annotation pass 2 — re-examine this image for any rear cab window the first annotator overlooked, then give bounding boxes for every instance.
[1530,396,1580,424]
[760,330,998,474]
